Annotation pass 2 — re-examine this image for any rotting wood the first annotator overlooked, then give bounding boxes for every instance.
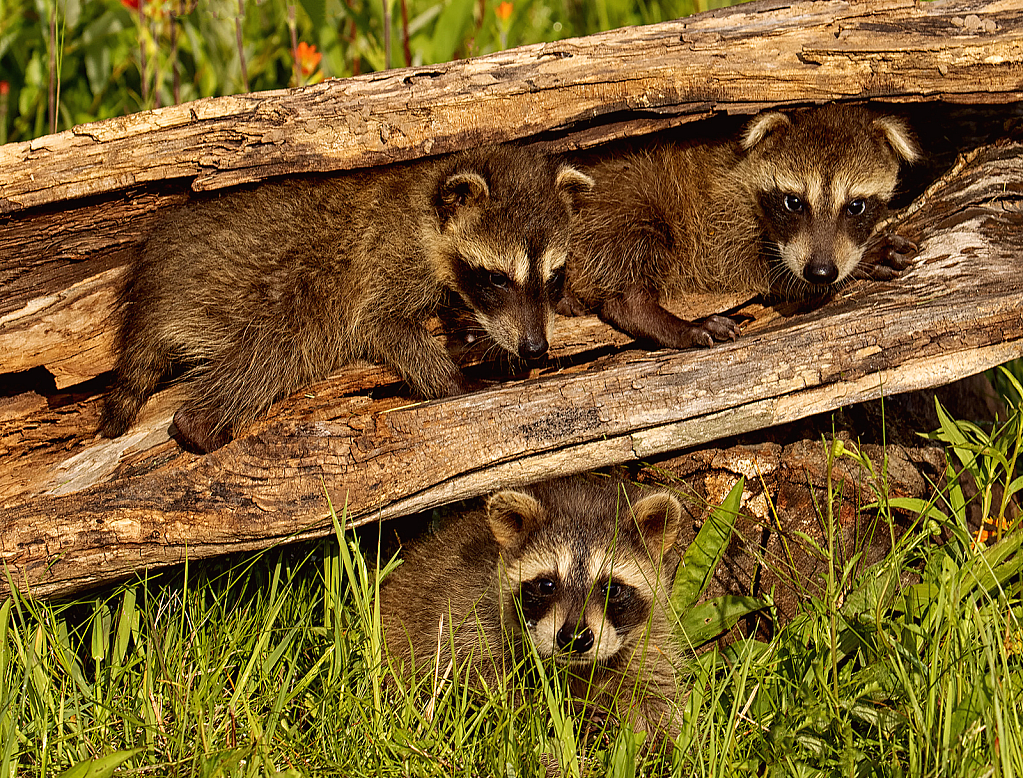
[1,141,1021,599]
[0,0,1019,217]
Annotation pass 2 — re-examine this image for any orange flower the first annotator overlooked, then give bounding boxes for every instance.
[296,41,322,78]
[121,0,139,9]
[495,1,513,23]
[0,82,8,97]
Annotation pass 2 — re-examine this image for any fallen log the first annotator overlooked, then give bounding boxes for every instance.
[2,0,1021,390]
[1,139,1021,598]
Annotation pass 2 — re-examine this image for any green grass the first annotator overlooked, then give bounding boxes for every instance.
[2,385,1022,777]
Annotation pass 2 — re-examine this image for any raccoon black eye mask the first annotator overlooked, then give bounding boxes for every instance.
[99,145,593,452]
[379,476,687,745]
[562,103,919,350]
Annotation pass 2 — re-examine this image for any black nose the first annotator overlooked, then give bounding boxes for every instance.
[556,624,595,654]
[519,333,549,361]
[803,256,839,286]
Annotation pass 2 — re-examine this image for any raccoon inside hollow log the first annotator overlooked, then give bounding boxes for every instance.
[563,104,921,350]
[379,477,685,745]
[99,146,594,453]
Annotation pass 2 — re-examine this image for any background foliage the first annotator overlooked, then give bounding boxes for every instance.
[0,0,734,144]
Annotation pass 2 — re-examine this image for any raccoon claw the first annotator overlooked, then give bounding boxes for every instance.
[684,315,740,347]
[700,314,741,343]
[855,233,919,281]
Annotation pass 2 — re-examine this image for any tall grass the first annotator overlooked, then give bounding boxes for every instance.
[1,388,1021,776]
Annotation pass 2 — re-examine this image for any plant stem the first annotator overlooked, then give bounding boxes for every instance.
[170,1,182,104]
[139,0,148,105]
[382,0,392,70]
[235,0,249,92]
[399,0,411,67]
[48,0,56,134]
[288,5,299,87]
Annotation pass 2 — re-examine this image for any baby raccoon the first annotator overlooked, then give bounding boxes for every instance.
[380,476,684,744]
[99,146,593,452]
[564,104,920,349]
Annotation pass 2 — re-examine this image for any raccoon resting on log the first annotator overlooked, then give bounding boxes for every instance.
[379,476,685,745]
[563,104,921,349]
[100,146,593,452]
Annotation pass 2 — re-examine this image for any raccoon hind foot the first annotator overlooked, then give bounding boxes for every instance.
[98,409,131,439]
[171,408,233,454]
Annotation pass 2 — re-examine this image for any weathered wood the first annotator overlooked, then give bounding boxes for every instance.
[3,0,1020,388]
[0,0,1018,217]
[1,141,1021,598]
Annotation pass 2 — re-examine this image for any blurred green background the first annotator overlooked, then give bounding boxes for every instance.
[0,0,740,144]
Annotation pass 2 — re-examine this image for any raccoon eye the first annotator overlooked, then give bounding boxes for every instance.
[602,581,627,601]
[489,271,510,289]
[846,199,866,216]
[783,194,804,213]
[534,578,556,597]
[548,266,566,295]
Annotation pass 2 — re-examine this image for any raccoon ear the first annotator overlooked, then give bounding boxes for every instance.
[438,171,490,223]
[632,492,682,553]
[555,165,595,214]
[871,115,920,164]
[741,111,791,151]
[486,489,543,549]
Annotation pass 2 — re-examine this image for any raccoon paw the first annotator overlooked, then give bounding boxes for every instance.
[855,233,918,281]
[682,315,739,347]
[556,290,590,317]
[171,408,232,454]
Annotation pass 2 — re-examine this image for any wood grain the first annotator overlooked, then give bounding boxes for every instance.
[1,141,1020,598]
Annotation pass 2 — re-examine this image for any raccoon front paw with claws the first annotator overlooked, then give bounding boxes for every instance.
[854,233,919,282]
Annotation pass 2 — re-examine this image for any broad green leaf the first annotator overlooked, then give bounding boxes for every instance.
[671,477,743,615]
[55,750,141,778]
[428,0,476,64]
[841,563,901,619]
[677,594,765,647]
[298,0,327,32]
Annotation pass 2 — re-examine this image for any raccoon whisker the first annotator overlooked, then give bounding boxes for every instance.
[100,146,591,451]
[379,477,686,747]
[567,104,917,346]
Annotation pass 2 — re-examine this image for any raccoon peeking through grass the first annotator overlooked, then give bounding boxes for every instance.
[379,476,685,747]
[99,146,594,453]
[562,103,921,349]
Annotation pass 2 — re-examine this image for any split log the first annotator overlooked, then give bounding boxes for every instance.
[2,140,1021,598]
[0,0,1018,215]
[2,0,1021,391]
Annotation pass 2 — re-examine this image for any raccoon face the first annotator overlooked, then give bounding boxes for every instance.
[742,105,919,294]
[487,485,681,669]
[430,150,593,361]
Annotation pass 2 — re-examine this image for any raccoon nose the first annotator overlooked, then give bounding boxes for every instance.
[518,333,549,361]
[556,624,595,654]
[803,256,839,286]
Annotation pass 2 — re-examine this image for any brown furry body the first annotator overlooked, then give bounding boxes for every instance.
[100,146,592,452]
[380,476,684,744]
[565,104,920,349]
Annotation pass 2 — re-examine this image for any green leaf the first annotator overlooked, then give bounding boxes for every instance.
[297,0,327,34]
[671,477,743,615]
[428,0,476,64]
[841,563,902,619]
[55,750,141,778]
[676,594,766,647]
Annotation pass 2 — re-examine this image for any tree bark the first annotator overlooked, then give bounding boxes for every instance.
[1,140,1021,598]
[0,0,1018,216]
[3,0,1020,388]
